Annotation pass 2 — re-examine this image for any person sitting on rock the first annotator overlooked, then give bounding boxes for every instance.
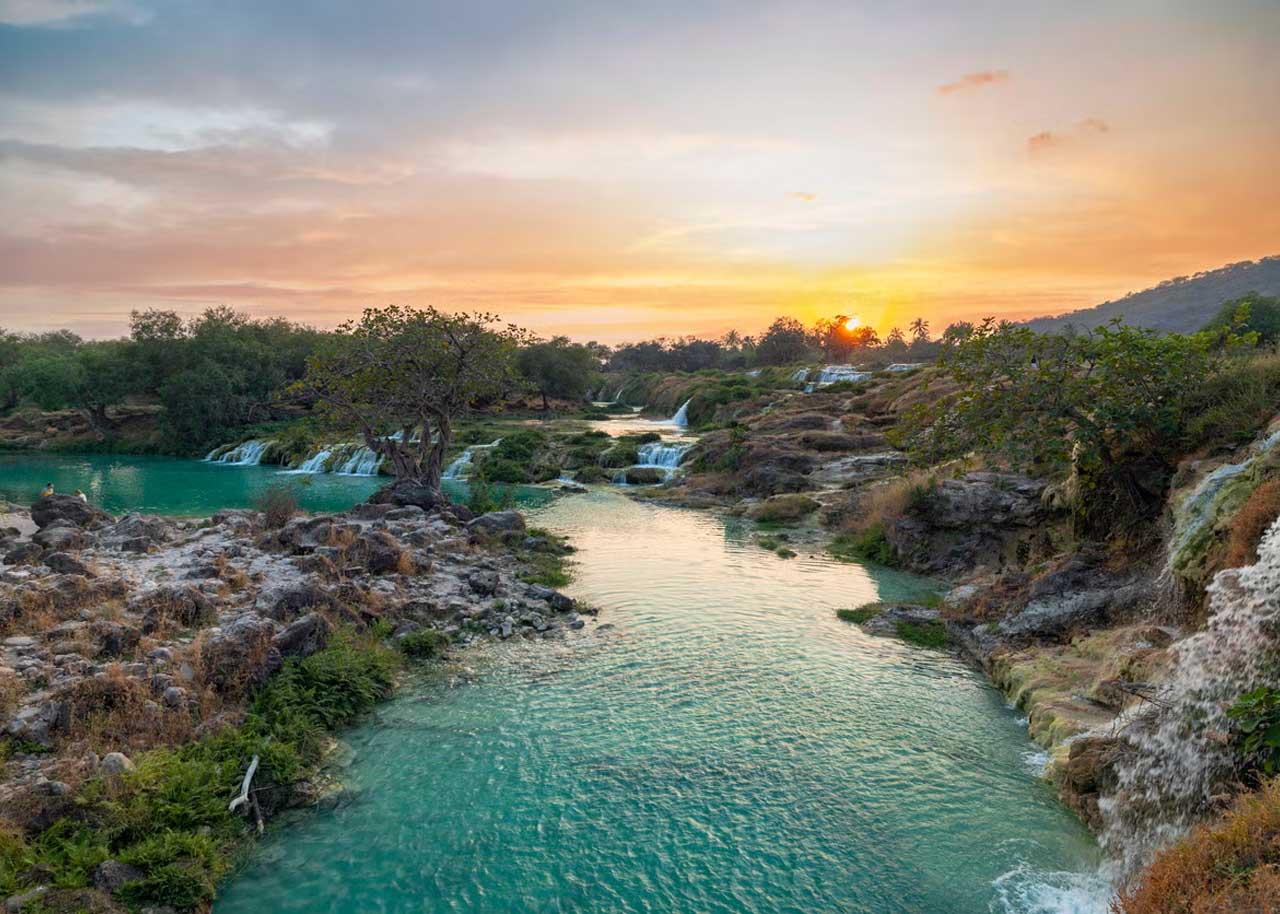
[41,482,54,498]
[73,489,87,502]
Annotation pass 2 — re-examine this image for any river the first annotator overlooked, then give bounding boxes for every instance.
[209,488,1108,914]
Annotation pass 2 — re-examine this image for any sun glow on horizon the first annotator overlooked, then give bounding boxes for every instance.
[843,316,861,331]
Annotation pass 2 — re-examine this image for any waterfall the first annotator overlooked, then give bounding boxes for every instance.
[293,449,332,473]
[805,365,871,391]
[669,399,692,428]
[334,446,382,476]
[206,439,273,466]
[1099,515,1280,876]
[637,441,693,469]
[442,439,502,480]
[791,368,810,383]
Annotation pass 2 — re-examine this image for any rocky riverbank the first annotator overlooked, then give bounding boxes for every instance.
[0,487,593,912]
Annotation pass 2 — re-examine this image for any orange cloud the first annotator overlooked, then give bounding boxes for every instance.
[1027,118,1111,153]
[937,69,1009,95]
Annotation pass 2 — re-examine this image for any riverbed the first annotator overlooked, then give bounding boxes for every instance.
[210,488,1107,914]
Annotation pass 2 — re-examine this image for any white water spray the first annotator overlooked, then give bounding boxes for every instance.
[669,399,692,428]
[1100,514,1280,875]
[206,440,273,466]
[442,439,502,480]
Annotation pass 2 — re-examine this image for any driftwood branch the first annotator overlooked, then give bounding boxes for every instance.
[229,755,260,814]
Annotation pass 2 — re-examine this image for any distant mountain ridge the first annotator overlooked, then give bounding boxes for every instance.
[1025,256,1280,334]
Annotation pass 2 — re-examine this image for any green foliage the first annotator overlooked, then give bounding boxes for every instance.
[749,494,819,524]
[756,317,815,366]
[895,620,948,649]
[397,629,450,659]
[1228,687,1280,774]
[0,632,399,909]
[493,430,546,463]
[517,337,599,408]
[899,319,1231,535]
[1182,351,1280,452]
[466,476,517,514]
[298,306,530,489]
[836,604,883,624]
[1204,293,1280,345]
[829,525,896,566]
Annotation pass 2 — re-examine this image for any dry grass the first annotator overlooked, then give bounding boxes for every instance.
[837,469,936,537]
[1114,778,1280,914]
[61,665,199,752]
[1225,479,1280,569]
[0,668,22,716]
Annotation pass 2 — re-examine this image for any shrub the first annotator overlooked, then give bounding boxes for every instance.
[255,484,297,529]
[1228,687,1280,774]
[1114,777,1280,914]
[397,629,450,659]
[1224,479,1280,568]
[895,620,947,649]
[477,457,529,484]
[829,524,896,566]
[493,430,546,464]
[748,494,819,524]
[836,604,882,624]
[1183,352,1280,452]
[467,476,516,514]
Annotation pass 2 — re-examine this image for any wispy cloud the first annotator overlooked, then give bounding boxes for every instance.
[937,69,1009,95]
[0,0,147,27]
[1027,118,1112,153]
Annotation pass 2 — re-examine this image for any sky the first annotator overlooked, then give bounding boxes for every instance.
[1,0,1278,343]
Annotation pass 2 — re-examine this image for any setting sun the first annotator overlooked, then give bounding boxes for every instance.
[843,316,861,331]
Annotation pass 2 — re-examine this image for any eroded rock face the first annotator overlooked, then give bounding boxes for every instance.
[273,612,331,659]
[887,472,1052,577]
[1054,735,1122,831]
[998,552,1148,642]
[32,523,91,552]
[467,511,526,537]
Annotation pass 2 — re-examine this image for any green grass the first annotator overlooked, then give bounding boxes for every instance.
[0,630,398,910]
[396,629,450,660]
[828,524,897,566]
[836,604,883,624]
[894,620,948,649]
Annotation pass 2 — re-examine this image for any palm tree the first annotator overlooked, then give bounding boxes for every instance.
[909,318,930,343]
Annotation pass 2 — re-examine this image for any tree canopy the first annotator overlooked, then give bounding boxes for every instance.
[297,306,529,490]
[517,337,599,409]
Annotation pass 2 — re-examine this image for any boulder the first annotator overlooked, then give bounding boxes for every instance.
[5,698,68,747]
[272,612,332,659]
[30,495,111,530]
[201,614,281,693]
[3,542,44,566]
[43,552,91,576]
[624,467,664,485]
[467,511,526,538]
[467,570,499,596]
[90,620,141,658]
[135,586,216,633]
[998,554,1147,642]
[99,752,135,776]
[100,513,173,550]
[93,859,144,894]
[526,584,574,612]
[32,523,91,552]
[355,529,413,575]
[255,582,338,621]
[915,473,1045,530]
[367,479,444,511]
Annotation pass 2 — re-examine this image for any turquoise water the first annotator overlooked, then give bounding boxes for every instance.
[0,453,553,517]
[216,490,1106,914]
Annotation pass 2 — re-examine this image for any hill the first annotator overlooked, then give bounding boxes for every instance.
[1025,255,1280,334]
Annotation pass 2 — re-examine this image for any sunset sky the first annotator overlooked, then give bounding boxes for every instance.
[1,0,1278,342]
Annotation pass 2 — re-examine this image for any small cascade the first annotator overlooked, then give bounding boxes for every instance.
[791,368,810,383]
[804,365,870,392]
[206,439,273,466]
[293,449,332,473]
[669,399,692,428]
[1100,515,1280,875]
[442,439,502,480]
[886,362,923,372]
[636,441,693,470]
[334,446,382,476]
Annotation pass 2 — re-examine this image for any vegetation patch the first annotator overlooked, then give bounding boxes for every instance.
[0,630,397,910]
[836,604,883,624]
[396,629,450,660]
[748,494,819,524]
[829,524,896,566]
[894,620,947,649]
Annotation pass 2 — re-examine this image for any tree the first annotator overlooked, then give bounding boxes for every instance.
[518,336,598,410]
[756,317,813,365]
[298,306,529,493]
[909,318,930,343]
[884,327,908,357]
[1204,293,1280,345]
[940,321,974,346]
[901,319,1221,535]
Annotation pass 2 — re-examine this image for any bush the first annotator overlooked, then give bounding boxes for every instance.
[466,476,516,514]
[255,484,297,529]
[1225,479,1280,568]
[836,604,882,624]
[1183,352,1280,452]
[1114,777,1280,914]
[748,494,819,524]
[895,620,947,649]
[829,524,896,566]
[397,629,449,659]
[1228,687,1280,774]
